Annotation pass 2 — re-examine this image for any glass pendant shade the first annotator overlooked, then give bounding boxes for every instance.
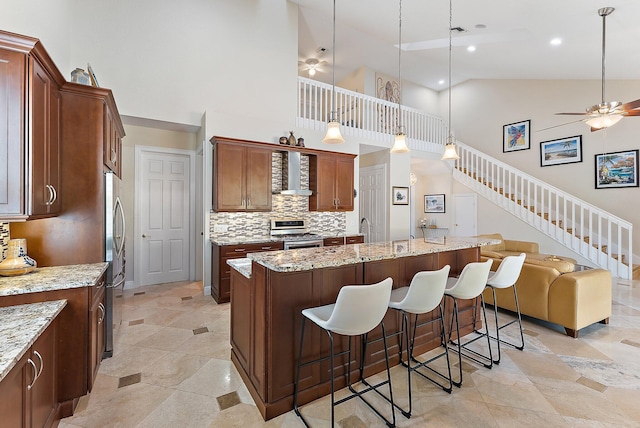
[322,120,345,144]
[391,132,409,153]
[585,114,623,129]
[441,138,460,160]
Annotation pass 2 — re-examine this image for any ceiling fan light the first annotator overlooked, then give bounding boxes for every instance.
[308,68,316,77]
[586,113,623,129]
[391,132,409,153]
[322,120,345,144]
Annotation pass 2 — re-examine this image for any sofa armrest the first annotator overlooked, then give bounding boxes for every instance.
[547,269,612,331]
[503,239,539,254]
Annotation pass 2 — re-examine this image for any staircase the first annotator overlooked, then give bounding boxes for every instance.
[296,77,634,279]
[453,142,633,279]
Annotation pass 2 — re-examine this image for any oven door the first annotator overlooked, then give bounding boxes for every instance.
[284,240,323,250]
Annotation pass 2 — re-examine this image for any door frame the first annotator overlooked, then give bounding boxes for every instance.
[359,164,388,242]
[134,145,196,287]
[453,193,478,236]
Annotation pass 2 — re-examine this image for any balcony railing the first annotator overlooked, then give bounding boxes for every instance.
[297,77,448,153]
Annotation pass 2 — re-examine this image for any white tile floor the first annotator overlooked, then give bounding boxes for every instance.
[59,278,640,427]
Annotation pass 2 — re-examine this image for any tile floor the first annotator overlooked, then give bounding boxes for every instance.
[59,277,640,427]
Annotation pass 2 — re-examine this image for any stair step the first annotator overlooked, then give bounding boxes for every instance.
[551,220,564,228]
[611,254,627,264]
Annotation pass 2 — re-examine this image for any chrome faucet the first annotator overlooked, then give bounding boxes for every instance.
[359,217,371,243]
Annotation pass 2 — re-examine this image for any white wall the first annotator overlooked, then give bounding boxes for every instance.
[444,79,640,260]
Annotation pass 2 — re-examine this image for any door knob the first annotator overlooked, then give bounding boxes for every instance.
[142,234,150,238]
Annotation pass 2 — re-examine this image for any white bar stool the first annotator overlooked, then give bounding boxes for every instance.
[443,259,493,387]
[485,253,526,364]
[387,265,452,418]
[293,278,396,427]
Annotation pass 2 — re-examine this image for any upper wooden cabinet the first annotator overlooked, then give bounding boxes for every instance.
[212,137,272,212]
[309,153,355,211]
[0,31,65,220]
[103,102,123,177]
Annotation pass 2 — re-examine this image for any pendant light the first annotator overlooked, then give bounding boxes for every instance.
[390,0,409,153]
[322,0,345,145]
[441,0,460,161]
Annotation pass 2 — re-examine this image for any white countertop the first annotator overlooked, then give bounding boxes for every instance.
[247,236,500,273]
[0,300,67,382]
[0,262,108,296]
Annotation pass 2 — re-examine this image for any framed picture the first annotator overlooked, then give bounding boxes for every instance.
[87,63,100,87]
[392,186,409,205]
[503,120,530,152]
[540,135,583,167]
[595,149,639,189]
[424,194,445,213]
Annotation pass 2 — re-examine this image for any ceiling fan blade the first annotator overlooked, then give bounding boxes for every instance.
[624,110,640,116]
[622,99,640,111]
[536,118,587,132]
[555,112,589,116]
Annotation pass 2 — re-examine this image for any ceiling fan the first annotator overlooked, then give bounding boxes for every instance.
[554,7,640,131]
[298,58,327,77]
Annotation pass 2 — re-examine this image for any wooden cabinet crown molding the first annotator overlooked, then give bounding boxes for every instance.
[211,135,356,160]
[60,82,125,137]
[0,30,65,87]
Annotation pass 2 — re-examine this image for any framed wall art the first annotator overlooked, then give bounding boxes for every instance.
[595,149,638,189]
[503,119,530,152]
[392,186,409,205]
[540,135,583,167]
[424,194,445,213]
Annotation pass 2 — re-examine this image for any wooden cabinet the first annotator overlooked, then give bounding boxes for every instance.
[103,103,123,177]
[88,275,106,391]
[0,271,107,419]
[323,235,364,246]
[309,153,355,211]
[0,31,65,220]
[212,137,272,212]
[0,314,57,428]
[212,241,283,303]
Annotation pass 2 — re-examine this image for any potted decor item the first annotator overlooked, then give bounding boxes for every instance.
[288,131,296,146]
[297,137,305,147]
[279,136,288,145]
[0,238,37,276]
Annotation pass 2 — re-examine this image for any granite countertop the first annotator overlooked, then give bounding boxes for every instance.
[247,236,500,273]
[0,300,67,382]
[0,262,108,296]
[227,258,252,279]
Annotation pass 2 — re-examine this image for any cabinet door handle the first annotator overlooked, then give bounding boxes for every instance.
[34,350,44,379]
[98,303,106,324]
[45,185,54,205]
[261,247,272,250]
[27,358,38,390]
[111,148,117,163]
[247,197,251,207]
[234,248,246,252]
[50,185,57,205]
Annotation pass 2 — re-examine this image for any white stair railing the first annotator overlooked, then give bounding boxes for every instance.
[453,142,633,279]
[296,78,634,279]
[297,77,448,153]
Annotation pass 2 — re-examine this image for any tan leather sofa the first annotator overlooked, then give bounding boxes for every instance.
[476,233,612,338]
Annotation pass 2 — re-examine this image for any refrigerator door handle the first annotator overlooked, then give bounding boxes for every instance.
[114,196,126,257]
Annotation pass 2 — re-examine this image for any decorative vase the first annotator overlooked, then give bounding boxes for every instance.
[0,238,37,276]
[279,136,288,145]
[297,137,305,147]
[288,131,296,146]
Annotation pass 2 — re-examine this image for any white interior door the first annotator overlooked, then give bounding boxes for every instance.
[136,147,192,286]
[453,193,477,236]
[359,164,387,243]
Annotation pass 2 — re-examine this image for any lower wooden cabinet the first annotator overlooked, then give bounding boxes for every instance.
[0,314,57,428]
[323,235,365,247]
[0,271,107,419]
[211,242,283,303]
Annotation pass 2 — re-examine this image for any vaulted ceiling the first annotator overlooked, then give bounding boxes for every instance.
[292,0,640,91]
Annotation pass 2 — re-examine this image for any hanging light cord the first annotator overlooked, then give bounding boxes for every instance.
[398,0,403,132]
[331,0,337,120]
[448,0,452,142]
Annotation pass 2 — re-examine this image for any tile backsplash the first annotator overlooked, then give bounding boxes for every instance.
[0,222,9,261]
[210,152,346,239]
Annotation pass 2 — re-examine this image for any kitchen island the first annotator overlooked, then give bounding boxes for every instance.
[228,236,498,420]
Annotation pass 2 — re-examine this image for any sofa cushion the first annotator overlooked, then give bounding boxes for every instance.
[481,250,506,260]
[524,254,575,273]
[476,233,506,252]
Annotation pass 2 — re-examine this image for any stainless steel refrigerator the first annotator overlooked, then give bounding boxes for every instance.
[104,171,126,357]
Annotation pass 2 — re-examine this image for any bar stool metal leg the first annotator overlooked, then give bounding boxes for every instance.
[489,284,525,364]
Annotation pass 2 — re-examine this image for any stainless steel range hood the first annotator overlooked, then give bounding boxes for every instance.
[280,151,312,196]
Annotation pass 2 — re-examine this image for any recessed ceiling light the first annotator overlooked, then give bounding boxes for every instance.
[467,45,476,52]
[438,79,445,85]
[475,24,486,29]
[550,38,562,46]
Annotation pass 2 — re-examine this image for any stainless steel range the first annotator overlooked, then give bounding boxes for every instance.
[270,219,324,249]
